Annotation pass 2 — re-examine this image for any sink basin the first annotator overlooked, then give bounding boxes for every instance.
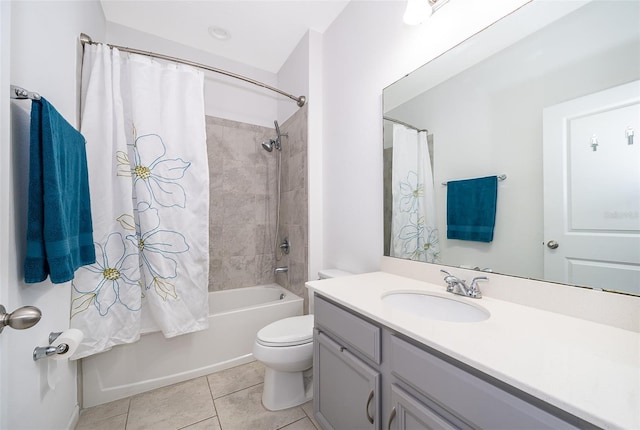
[381,292,490,323]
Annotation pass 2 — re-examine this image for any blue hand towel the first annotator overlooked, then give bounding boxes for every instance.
[446,175,498,243]
[24,98,96,284]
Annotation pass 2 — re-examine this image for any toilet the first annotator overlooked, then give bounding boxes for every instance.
[253,268,352,411]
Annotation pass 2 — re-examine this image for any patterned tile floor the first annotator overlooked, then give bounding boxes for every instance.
[75,361,319,430]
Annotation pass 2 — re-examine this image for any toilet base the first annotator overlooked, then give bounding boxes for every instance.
[262,367,313,411]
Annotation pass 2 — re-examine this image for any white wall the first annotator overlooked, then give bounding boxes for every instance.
[106,22,279,127]
[6,2,105,428]
[277,32,309,124]
[306,30,324,282]
[321,0,531,274]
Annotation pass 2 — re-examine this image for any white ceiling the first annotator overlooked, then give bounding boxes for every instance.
[100,0,351,73]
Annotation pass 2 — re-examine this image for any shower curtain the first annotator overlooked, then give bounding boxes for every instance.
[390,124,440,263]
[70,44,209,358]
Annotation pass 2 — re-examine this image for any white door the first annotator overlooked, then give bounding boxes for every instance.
[0,2,18,426]
[1,3,79,428]
[543,80,640,295]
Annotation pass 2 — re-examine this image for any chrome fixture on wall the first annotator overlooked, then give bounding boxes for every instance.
[261,120,287,152]
[280,238,290,255]
[261,139,277,152]
[262,120,290,276]
[33,332,68,361]
[9,84,41,100]
[33,330,83,361]
[403,0,450,25]
[441,174,507,187]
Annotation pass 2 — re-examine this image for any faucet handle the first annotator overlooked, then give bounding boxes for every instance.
[468,276,488,298]
[440,270,459,282]
[440,270,464,293]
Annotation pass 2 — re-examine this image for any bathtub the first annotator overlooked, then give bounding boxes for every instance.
[81,284,303,408]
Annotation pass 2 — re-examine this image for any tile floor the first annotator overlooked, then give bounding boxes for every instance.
[75,361,320,430]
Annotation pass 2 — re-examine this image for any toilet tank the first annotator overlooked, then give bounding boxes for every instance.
[317,269,354,280]
[309,269,354,314]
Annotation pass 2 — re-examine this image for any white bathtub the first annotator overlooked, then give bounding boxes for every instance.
[81,284,303,408]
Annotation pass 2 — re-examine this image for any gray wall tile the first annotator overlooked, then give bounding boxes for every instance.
[206,110,307,297]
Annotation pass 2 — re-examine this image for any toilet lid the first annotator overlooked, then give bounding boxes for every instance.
[256,315,314,347]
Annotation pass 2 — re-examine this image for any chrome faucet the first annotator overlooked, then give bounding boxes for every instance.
[274,266,288,274]
[440,270,487,299]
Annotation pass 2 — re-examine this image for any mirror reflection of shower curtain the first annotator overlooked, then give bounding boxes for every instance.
[70,44,210,358]
[390,124,440,262]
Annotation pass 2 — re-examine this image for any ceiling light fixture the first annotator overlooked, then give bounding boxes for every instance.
[403,0,450,25]
[208,25,230,41]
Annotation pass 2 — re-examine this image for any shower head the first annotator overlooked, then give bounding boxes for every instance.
[262,139,275,152]
[261,120,287,153]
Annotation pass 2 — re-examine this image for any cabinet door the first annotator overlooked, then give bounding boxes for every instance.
[391,336,580,429]
[389,384,457,430]
[314,331,381,430]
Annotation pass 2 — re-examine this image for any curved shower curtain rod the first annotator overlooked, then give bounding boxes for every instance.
[383,116,428,133]
[79,33,306,107]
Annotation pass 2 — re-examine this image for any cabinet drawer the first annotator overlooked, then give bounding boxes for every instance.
[390,336,579,429]
[314,295,381,364]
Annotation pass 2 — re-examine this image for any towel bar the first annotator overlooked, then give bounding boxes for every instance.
[9,85,41,100]
[442,174,507,186]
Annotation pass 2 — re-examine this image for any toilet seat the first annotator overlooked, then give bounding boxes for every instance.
[256,315,314,347]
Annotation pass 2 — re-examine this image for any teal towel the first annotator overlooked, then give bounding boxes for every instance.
[446,175,498,243]
[24,98,96,284]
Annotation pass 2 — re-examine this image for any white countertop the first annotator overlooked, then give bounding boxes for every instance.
[307,272,640,430]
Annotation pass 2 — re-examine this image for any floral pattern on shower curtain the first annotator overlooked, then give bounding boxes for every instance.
[70,44,209,358]
[390,124,440,263]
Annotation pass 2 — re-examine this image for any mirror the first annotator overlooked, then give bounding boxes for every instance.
[383,0,640,296]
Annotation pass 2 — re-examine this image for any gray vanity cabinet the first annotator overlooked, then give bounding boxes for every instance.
[314,296,382,430]
[314,294,590,430]
[389,335,581,430]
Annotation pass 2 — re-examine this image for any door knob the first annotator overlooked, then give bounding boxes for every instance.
[546,240,559,249]
[0,305,42,334]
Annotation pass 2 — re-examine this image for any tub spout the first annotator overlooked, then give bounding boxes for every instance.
[274,266,288,274]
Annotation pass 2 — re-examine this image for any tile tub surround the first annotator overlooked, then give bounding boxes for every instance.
[75,361,319,430]
[206,108,309,303]
[206,116,278,291]
[307,271,640,430]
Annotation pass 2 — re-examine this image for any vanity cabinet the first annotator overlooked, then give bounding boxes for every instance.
[389,335,581,430]
[314,296,381,430]
[313,294,588,430]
